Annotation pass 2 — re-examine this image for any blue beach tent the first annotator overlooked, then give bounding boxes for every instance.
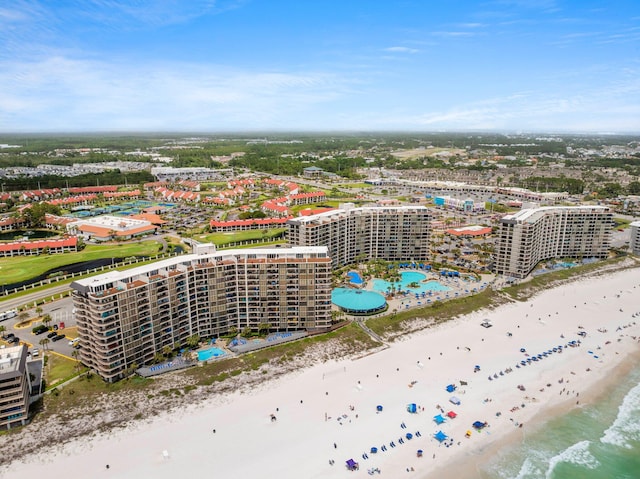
[434,431,448,442]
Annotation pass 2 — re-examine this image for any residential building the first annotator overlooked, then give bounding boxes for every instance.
[71,247,331,382]
[0,236,78,257]
[286,205,432,268]
[630,220,640,255]
[0,345,31,430]
[493,206,612,278]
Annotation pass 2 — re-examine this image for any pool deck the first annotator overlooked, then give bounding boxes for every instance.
[337,270,496,319]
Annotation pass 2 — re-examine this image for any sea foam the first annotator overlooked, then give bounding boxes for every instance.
[544,440,599,478]
[600,381,640,449]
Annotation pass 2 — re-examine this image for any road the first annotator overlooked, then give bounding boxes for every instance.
[0,283,72,312]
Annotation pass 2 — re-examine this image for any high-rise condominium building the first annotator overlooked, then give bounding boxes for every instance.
[286,205,432,268]
[0,344,31,430]
[71,247,331,382]
[630,221,640,256]
[494,206,612,278]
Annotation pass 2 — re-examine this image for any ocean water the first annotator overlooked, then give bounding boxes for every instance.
[481,364,640,479]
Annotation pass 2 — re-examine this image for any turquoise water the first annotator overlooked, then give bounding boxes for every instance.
[197,347,226,361]
[348,271,364,284]
[481,364,640,479]
[372,271,451,295]
[332,287,387,312]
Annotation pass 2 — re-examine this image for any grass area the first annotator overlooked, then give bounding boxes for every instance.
[0,240,163,285]
[365,288,506,340]
[198,228,286,246]
[501,256,630,302]
[289,201,343,214]
[45,352,83,390]
[42,371,152,417]
[613,217,632,229]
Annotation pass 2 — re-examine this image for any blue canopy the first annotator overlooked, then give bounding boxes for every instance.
[407,403,417,413]
[434,431,448,442]
[446,384,456,392]
[433,414,445,424]
[376,405,383,411]
[473,421,487,429]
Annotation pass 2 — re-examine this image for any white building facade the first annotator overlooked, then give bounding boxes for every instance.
[494,206,612,278]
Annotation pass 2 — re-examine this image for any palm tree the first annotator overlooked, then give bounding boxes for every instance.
[35,306,43,317]
[185,334,200,349]
[39,337,50,352]
[42,314,53,329]
[71,349,82,372]
[162,344,173,358]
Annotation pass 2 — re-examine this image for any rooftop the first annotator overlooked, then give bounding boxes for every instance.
[0,345,26,375]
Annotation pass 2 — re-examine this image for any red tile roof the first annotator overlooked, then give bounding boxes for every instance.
[0,236,77,252]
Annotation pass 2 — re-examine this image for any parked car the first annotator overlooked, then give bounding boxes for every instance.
[51,334,66,342]
[32,348,40,357]
[47,331,58,338]
[7,336,19,344]
[33,325,49,335]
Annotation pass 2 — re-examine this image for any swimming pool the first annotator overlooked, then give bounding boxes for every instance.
[197,347,226,361]
[332,288,387,315]
[347,271,364,285]
[372,271,450,295]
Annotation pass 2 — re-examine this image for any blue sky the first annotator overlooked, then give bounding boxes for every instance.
[1,0,639,133]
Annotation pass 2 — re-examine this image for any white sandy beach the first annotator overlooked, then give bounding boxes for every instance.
[2,267,640,479]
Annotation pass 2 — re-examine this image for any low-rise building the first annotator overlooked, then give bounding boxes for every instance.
[66,215,157,241]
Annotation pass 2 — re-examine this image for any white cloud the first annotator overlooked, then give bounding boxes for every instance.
[0,56,352,131]
[383,46,419,54]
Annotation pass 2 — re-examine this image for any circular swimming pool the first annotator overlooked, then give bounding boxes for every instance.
[332,288,387,315]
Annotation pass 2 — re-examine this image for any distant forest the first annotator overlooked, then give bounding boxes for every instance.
[1,132,640,191]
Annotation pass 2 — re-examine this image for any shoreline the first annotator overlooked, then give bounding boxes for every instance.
[2,267,640,479]
[423,347,640,479]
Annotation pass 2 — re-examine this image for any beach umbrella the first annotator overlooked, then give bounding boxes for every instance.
[447,411,457,418]
[433,414,445,424]
[376,405,383,412]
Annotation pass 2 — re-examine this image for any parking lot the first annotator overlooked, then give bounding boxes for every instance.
[1,296,79,358]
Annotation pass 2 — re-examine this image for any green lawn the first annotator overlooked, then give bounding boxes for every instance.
[0,240,163,285]
[198,228,286,246]
[45,352,84,390]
